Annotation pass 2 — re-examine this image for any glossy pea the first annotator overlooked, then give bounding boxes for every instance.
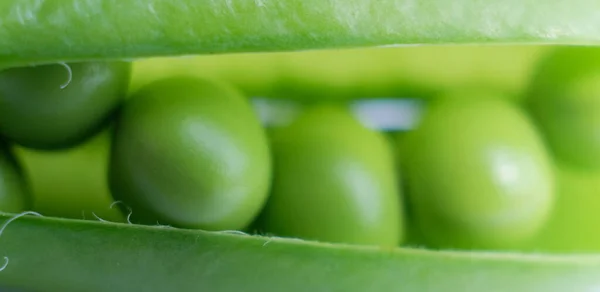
[0,62,131,150]
[0,141,31,213]
[402,95,554,249]
[109,76,271,230]
[261,105,403,246]
[527,47,600,170]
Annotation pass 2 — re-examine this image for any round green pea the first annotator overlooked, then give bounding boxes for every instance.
[261,105,403,246]
[403,95,555,249]
[0,141,32,213]
[109,76,271,231]
[527,47,600,170]
[0,62,131,150]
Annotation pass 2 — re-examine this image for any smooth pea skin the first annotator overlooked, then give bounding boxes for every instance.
[0,142,31,213]
[261,105,403,246]
[0,62,131,149]
[527,47,600,170]
[403,96,554,249]
[109,76,271,230]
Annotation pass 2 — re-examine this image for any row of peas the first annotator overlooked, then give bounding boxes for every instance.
[0,46,597,251]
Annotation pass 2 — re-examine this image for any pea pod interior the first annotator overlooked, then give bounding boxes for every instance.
[2,1,600,291]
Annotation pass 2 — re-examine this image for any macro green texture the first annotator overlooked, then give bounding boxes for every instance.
[403,95,555,249]
[0,215,599,292]
[14,132,124,222]
[130,46,543,101]
[528,164,600,252]
[527,47,600,170]
[1,1,600,66]
[262,105,402,246]
[0,62,131,149]
[109,77,271,230]
[0,144,31,213]
[1,1,600,291]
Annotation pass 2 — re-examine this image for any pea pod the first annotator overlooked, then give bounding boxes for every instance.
[0,215,598,292]
[2,1,600,291]
[1,1,600,66]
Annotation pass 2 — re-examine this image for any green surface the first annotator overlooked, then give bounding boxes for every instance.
[527,46,600,170]
[14,132,123,222]
[262,105,402,246]
[402,95,555,249]
[0,46,598,290]
[0,144,31,213]
[0,62,131,149]
[0,214,599,292]
[1,1,600,66]
[130,46,545,101]
[2,1,600,289]
[527,164,600,252]
[110,77,271,230]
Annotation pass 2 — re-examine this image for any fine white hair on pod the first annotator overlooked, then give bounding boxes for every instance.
[0,211,43,272]
[109,201,133,224]
[214,230,249,236]
[58,62,73,89]
[91,212,109,223]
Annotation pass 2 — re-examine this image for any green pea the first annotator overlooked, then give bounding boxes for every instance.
[0,141,31,213]
[403,95,554,249]
[527,47,600,170]
[109,76,271,230]
[261,105,403,246]
[0,62,131,150]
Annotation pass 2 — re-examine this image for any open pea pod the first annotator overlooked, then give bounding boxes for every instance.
[2,0,600,65]
[3,1,600,291]
[0,214,599,292]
